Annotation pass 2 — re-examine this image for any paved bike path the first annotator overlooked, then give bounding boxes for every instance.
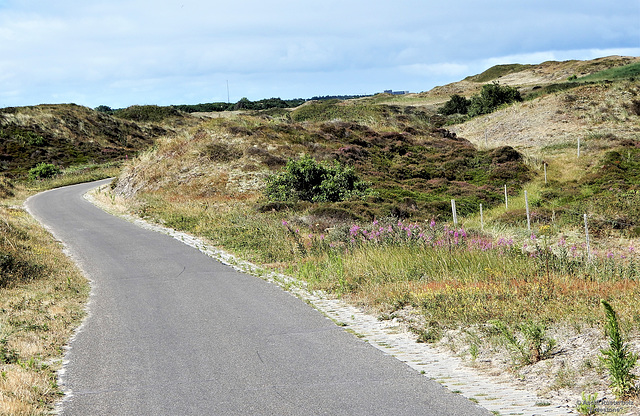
[27,180,489,415]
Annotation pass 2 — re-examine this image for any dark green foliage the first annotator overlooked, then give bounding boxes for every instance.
[173,102,232,112]
[600,300,638,399]
[265,155,370,203]
[94,105,114,114]
[468,82,523,117]
[112,105,182,122]
[172,97,306,113]
[438,94,471,115]
[0,127,46,146]
[28,163,60,180]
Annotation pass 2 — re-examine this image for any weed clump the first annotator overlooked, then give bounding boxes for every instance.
[600,300,638,399]
[490,320,556,366]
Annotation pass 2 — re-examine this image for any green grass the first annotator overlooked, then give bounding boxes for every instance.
[24,162,121,193]
[290,100,392,125]
[465,64,532,83]
[576,62,640,82]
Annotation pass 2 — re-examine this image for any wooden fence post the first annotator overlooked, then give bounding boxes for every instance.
[504,185,508,210]
[584,213,591,260]
[525,190,531,232]
[451,199,458,227]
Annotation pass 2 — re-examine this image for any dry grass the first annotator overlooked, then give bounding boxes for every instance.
[450,80,640,153]
[104,71,640,406]
[0,174,107,415]
[3,56,636,411]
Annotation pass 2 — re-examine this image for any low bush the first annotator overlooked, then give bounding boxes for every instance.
[265,155,370,203]
[468,82,522,117]
[438,94,471,115]
[28,163,60,180]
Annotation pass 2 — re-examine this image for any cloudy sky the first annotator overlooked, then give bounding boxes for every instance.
[1,0,638,109]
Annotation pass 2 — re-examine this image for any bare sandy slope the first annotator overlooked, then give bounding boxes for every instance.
[449,81,640,153]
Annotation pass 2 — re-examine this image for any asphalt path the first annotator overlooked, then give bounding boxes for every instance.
[26,179,490,415]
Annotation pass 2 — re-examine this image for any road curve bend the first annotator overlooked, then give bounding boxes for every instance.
[26,180,490,415]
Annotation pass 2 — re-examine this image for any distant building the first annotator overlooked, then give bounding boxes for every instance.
[384,90,409,95]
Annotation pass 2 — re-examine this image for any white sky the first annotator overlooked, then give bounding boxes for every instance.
[1,0,639,108]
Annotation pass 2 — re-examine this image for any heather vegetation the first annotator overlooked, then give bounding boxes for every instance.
[109,60,639,405]
[2,56,639,411]
[0,104,164,177]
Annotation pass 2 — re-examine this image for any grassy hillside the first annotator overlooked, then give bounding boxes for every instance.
[2,55,639,411]
[109,56,640,406]
[0,104,178,177]
[114,104,532,223]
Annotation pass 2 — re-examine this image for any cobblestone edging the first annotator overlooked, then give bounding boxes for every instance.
[86,191,577,416]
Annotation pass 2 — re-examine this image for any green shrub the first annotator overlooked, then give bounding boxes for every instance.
[265,155,370,202]
[468,82,522,117]
[28,163,60,180]
[438,94,471,115]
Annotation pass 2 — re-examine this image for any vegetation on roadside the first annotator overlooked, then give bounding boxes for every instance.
[106,58,640,405]
[0,162,118,414]
[265,155,371,203]
[600,300,638,399]
[2,55,640,411]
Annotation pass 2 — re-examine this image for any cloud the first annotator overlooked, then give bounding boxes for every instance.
[0,0,638,107]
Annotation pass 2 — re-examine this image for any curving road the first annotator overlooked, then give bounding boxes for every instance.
[27,179,490,415]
